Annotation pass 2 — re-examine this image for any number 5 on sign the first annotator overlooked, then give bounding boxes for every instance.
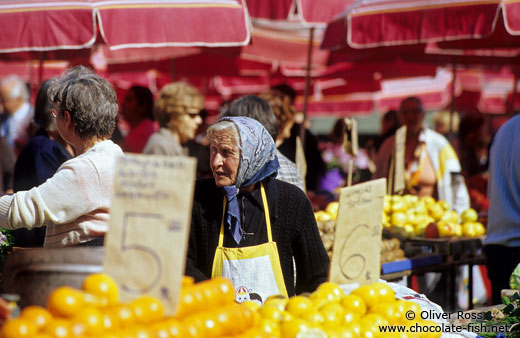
[329,178,386,285]
[104,154,196,315]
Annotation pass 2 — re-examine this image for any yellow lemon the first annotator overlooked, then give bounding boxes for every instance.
[428,203,444,221]
[258,305,283,322]
[326,202,340,220]
[264,295,288,311]
[316,282,345,303]
[462,222,477,238]
[437,200,450,211]
[341,295,367,316]
[460,208,478,223]
[474,222,486,236]
[286,296,314,318]
[280,318,311,338]
[440,210,459,224]
[391,212,408,227]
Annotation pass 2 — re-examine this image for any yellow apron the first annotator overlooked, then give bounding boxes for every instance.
[211,183,288,304]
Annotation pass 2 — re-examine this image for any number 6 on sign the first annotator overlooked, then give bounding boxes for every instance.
[329,178,386,285]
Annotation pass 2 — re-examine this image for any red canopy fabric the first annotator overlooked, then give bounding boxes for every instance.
[0,0,251,58]
[322,0,520,49]
[246,0,355,26]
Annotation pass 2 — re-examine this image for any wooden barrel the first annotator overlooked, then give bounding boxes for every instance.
[1,247,104,308]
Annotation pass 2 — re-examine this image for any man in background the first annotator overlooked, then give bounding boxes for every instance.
[0,75,33,154]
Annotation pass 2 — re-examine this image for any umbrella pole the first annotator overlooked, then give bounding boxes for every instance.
[300,27,314,147]
[38,57,44,87]
[449,57,457,134]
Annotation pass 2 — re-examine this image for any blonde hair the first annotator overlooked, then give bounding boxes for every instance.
[260,90,296,137]
[154,82,204,128]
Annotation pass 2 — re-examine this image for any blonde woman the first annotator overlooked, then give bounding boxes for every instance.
[143,82,203,156]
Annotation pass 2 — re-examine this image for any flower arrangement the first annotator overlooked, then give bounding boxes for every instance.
[318,141,372,193]
[0,229,13,268]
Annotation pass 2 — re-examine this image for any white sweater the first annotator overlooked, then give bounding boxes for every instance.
[0,140,124,247]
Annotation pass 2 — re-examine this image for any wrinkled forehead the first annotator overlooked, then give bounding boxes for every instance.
[210,129,240,149]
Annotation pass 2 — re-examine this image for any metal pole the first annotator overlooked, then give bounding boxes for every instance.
[300,27,315,147]
[449,57,457,134]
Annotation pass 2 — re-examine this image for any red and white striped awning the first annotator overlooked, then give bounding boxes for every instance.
[0,0,251,57]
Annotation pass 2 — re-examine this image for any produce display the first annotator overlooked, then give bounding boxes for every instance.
[247,281,440,338]
[382,195,486,239]
[315,202,405,263]
[453,292,520,338]
[0,274,264,338]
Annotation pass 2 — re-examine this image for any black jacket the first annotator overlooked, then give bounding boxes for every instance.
[185,178,329,296]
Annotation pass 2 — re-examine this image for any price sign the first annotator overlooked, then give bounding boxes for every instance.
[104,154,196,314]
[329,178,386,285]
[393,126,407,194]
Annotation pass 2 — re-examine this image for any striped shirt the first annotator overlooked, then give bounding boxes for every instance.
[484,115,520,247]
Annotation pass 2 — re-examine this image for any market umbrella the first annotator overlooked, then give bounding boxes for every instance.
[0,0,251,59]
[322,0,519,49]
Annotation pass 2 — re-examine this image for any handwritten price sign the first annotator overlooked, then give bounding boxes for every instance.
[104,154,196,314]
[329,178,386,285]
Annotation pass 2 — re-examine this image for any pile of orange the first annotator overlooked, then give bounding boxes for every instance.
[0,274,268,338]
[250,282,442,338]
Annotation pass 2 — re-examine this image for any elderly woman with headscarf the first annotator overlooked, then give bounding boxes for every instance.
[0,66,124,247]
[186,116,329,302]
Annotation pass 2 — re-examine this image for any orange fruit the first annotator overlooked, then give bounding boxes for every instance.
[42,318,71,338]
[72,307,104,335]
[182,276,195,288]
[46,286,84,318]
[1,318,38,338]
[161,318,189,338]
[131,295,165,324]
[20,305,53,329]
[109,303,136,327]
[82,273,119,306]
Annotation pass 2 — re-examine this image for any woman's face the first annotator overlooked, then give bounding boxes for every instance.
[170,108,203,144]
[210,130,240,187]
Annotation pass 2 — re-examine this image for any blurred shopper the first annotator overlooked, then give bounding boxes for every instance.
[143,82,203,156]
[483,114,520,304]
[458,114,491,212]
[0,66,123,247]
[121,85,157,153]
[374,97,469,214]
[0,75,33,153]
[223,95,305,191]
[12,79,74,246]
[273,84,325,192]
[0,136,14,195]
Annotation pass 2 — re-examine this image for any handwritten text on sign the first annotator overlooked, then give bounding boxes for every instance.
[104,154,196,315]
[329,178,386,285]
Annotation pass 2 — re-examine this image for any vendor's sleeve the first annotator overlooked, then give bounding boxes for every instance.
[0,158,101,230]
